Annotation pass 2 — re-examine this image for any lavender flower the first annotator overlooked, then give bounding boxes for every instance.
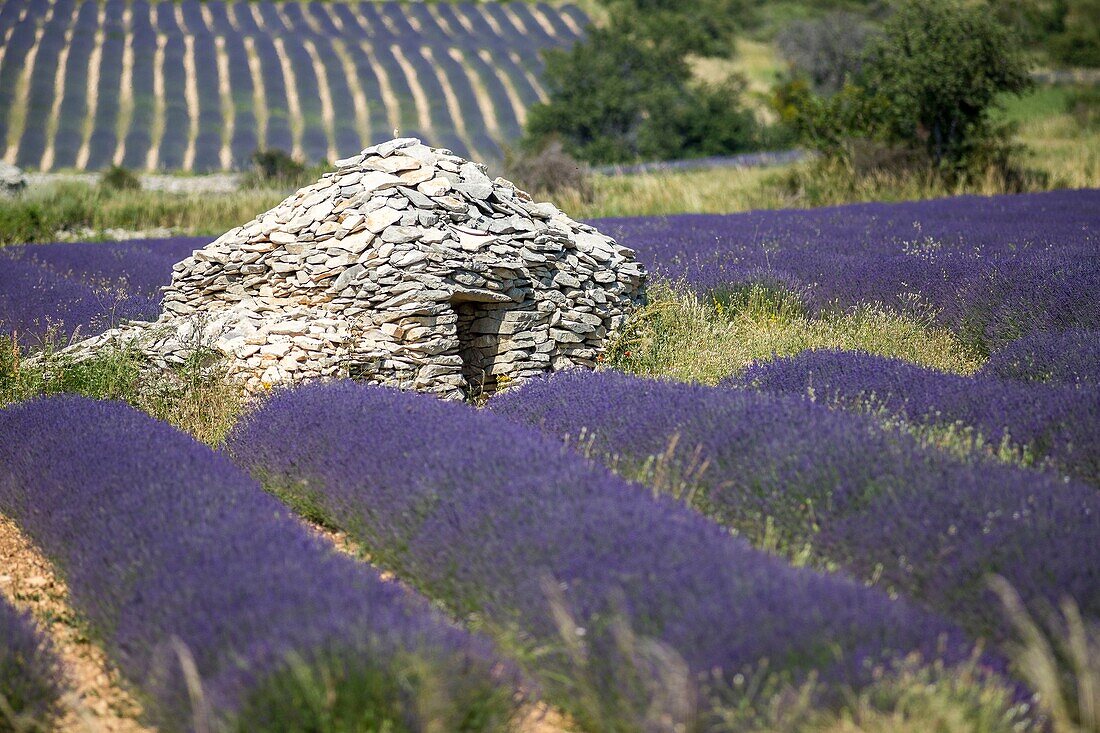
[597,189,1100,352]
[981,329,1100,387]
[735,349,1100,486]
[490,370,1100,641]
[0,237,206,345]
[0,599,64,729]
[0,395,515,732]
[228,381,994,726]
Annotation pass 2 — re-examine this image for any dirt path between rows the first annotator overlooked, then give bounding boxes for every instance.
[0,514,153,733]
[300,520,574,733]
[0,510,570,732]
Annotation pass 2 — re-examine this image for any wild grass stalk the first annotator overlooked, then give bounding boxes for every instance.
[605,283,982,384]
[992,577,1100,733]
[0,336,242,446]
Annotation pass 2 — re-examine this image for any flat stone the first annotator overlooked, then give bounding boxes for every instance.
[417,177,452,197]
[393,250,428,268]
[452,162,495,199]
[334,153,364,168]
[380,226,421,244]
[399,166,434,185]
[333,264,365,290]
[360,171,405,194]
[365,207,403,233]
[364,154,422,174]
[456,231,497,251]
[399,186,436,209]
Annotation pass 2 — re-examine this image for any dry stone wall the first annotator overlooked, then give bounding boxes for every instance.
[65,138,646,399]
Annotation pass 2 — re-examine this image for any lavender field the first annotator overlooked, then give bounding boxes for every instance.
[0,0,585,171]
[600,188,1100,353]
[1,188,1098,731]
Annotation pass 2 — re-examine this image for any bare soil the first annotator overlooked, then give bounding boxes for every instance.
[0,514,153,733]
[0,510,570,732]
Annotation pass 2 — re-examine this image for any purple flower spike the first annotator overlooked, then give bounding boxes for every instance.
[0,599,65,728]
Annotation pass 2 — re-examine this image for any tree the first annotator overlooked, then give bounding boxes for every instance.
[783,0,1032,178]
[1047,0,1100,66]
[776,12,875,95]
[524,25,691,163]
[860,0,1031,170]
[601,0,748,57]
[524,20,760,164]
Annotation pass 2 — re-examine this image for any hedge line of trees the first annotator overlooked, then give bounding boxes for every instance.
[523,0,1063,185]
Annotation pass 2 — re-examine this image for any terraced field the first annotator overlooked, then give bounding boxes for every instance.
[0,0,586,172]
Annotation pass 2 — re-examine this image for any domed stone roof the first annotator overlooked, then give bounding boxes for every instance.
[68,138,647,399]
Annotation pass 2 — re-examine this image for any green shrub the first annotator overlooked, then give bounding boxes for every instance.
[597,0,748,57]
[778,0,1032,182]
[1,337,242,446]
[524,19,763,164]
[1047,0,1100,67]
[99,165,142,191]
[243,148,313,189]
[503,140,593,200]
[1066,86,1100,130]
[0,182,98,246]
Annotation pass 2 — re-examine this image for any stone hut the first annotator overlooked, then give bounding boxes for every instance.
[70,138,646,399]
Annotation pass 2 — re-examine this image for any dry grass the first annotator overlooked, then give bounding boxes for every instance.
[691,39,784,97]
[1017,112,1100,189]
[992,578,1100,733]
[553,165,797,219]
[607,284,983,385]
[1,339,245,447]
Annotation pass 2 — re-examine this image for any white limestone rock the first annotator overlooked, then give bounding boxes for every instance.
[57,139,647,400]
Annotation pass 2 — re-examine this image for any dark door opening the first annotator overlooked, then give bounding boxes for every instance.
[454,300,498,399]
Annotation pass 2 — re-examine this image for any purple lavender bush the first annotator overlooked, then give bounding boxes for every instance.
[734,349,1100,486]
[0,237,205,345]
[981,329,1100,387]
[0,257,157,347]
[227,381,996,729]
[8,237,203,300]
[0,599,64,730]
[490,370,1100,641]
[597,189,1100,353]
[0,395,515,732]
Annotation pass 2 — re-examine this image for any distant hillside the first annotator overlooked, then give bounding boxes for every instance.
[0,0,588,172]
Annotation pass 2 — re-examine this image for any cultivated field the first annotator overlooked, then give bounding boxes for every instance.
[2,0,1099,725]
[0,0,585,171]
[1,188,1098,730]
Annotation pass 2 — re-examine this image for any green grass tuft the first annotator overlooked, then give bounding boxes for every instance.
[233,649,518,733]
[0,336,242,446]
[606,282,982,385]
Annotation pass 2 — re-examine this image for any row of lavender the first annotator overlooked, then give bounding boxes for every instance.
[0,396,516,730]
[597,188,1100,353]
[0,597,63,728]
[0,0,583,171]
[225,381,1004,729]
[733,342,1100,486]
[490,370,1100,646]
[0,237,204,348]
